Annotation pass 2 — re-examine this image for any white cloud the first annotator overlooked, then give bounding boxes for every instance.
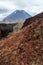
[0,0,43,20]
[0,1,16,10]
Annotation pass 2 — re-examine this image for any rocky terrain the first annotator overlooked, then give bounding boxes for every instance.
[0,13,43,65]
[22,12,43,28]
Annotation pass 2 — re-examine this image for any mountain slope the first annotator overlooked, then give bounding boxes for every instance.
[22,12,43,28]
[2,10,31,23]
[0,13,43,65]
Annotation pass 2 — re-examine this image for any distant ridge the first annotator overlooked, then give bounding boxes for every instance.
[2,10,31,23]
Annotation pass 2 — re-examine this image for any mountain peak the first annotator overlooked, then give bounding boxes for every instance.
[14,10,25,12]
[3,10,31,23]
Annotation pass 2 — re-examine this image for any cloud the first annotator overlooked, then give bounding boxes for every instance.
[10,0,43,15]
[0,0,43,20]
[0,0,43,14]
[0,0,16,10]
[0,8,8,14]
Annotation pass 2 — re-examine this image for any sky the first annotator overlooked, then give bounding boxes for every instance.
[0,0,43,21]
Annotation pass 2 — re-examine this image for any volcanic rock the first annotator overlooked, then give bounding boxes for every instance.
[0,13,43,65]
[22,12,43,28]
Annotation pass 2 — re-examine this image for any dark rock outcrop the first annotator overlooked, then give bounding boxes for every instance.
[0,22,23,38]
[22,12,43,28]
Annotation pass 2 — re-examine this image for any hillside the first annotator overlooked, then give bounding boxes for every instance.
[22,12,43,28]
[0,13,43,65]
[2,10,31,23]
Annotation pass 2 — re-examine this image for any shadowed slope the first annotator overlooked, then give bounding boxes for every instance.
[0,13,43,65]
[22,12,43,28]
[0,22,23,38]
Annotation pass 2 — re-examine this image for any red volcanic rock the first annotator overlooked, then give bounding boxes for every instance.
[0,13,43,65]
